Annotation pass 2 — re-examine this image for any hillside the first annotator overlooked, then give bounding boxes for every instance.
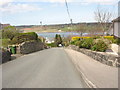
[15,22,112,33]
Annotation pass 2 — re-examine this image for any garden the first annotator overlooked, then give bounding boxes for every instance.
[1,26,44,63]
[70,36,120,52]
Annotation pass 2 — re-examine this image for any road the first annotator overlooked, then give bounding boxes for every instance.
[2,48,87,88]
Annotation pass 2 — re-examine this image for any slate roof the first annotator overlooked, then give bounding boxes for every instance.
[112,16,120,22]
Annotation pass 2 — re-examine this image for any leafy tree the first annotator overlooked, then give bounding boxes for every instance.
[54,34,62,46]
[2,26,19,40]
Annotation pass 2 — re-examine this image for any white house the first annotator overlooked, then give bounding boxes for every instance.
[112,17,120,38]
[45,37,54,44]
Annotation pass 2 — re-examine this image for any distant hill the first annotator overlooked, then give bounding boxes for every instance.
[15,22,112,33]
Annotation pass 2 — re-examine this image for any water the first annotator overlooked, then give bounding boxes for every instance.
[37,32,88,38]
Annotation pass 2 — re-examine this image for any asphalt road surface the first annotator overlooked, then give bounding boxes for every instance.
[2,48,87,88]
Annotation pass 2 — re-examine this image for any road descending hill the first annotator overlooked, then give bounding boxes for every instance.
[2,48,87,88]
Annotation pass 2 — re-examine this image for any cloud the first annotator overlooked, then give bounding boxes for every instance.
[15,0,119,3]
[0,0,119,4]
[0,0,119,14]
[84,0,119,5]
[0,2,42,14]
[0,0,13,6]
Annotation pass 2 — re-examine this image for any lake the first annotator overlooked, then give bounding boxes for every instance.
[37,32,88,38]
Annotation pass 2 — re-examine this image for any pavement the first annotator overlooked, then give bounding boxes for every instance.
[11,54,23,60]
[2,48,87,88]
[65,48,118,88]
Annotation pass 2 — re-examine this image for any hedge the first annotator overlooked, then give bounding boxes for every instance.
[11,32,38,44]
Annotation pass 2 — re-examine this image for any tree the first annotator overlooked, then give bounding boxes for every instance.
[94,7,112,35]
[75,24,88,36]
[87,25,103,36]
[2,26,19,40]
[54,34,62,46]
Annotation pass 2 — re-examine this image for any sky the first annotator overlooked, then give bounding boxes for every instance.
[0,0,119,26]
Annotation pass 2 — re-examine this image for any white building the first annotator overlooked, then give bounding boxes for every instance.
[45,37,54,44]
[109,17,120,38]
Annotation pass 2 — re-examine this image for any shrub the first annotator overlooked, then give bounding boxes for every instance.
[72,37,80,41]
[74,41,81,46]
[91,40,108,52]
[63,42,70,47]
[11,32,38,44]
[113,38,120,45]
[103,36,115,43]
[70,40,78,45]
[2,26,19,40]
[79,40,84,48]
[20,32,38,40]
[47,43,57,47]
[94,38,112,45]
[54,34,62,46]
[2,39,11,48]
[71,36,91,41]
[104,36,114,39]
[81,38,93,49]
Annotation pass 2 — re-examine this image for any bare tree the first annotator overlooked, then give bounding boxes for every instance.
[94,7,112,35]
[75,24,88,36]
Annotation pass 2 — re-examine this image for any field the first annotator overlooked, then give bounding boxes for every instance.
[18,25,64,33]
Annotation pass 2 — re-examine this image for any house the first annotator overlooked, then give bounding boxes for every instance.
[0,23,10,30]
[45,37,54,44]
[110,17,120,38]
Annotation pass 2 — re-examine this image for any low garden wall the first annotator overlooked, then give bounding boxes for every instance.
[67,45,120,67]
[1,50,11,63]
[19,41,46,54]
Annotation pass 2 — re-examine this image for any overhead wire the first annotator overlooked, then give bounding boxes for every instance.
[64,0,73,27]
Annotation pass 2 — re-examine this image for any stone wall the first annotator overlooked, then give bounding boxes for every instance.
[19,41,46,54]
[1,50,11,63]
[67,45,120,67]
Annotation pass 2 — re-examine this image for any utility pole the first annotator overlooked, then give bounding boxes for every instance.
[65,0,73,31]
[40,21,42,26]
[40,21,42,30]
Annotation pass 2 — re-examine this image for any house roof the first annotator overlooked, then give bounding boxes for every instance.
[112,16,120,22]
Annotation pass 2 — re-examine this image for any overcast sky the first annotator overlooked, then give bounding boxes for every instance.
[0,0,119,25]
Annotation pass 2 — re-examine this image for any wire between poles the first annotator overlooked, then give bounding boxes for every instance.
[65,0,73,25]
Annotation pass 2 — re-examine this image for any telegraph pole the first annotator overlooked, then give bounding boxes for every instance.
[65,0,73,30]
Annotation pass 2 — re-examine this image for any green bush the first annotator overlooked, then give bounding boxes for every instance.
[47,43,57,47]
[70,40,77,45]
[2,39,11,48]
[20,32,38,40]
[79,40,84,48]
[74,41,81,46]
[54,34,63,47]
[2,26,19,40]
[11,32,38,44]
[81,38,93,49]
[113,38,120,45]
[91,40,108,52]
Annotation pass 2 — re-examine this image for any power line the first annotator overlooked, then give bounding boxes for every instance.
[65,0,73,26]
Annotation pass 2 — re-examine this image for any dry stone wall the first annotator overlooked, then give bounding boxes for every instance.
[68,45,120,67]
[2,50,11,63]
[19,41,46,54]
